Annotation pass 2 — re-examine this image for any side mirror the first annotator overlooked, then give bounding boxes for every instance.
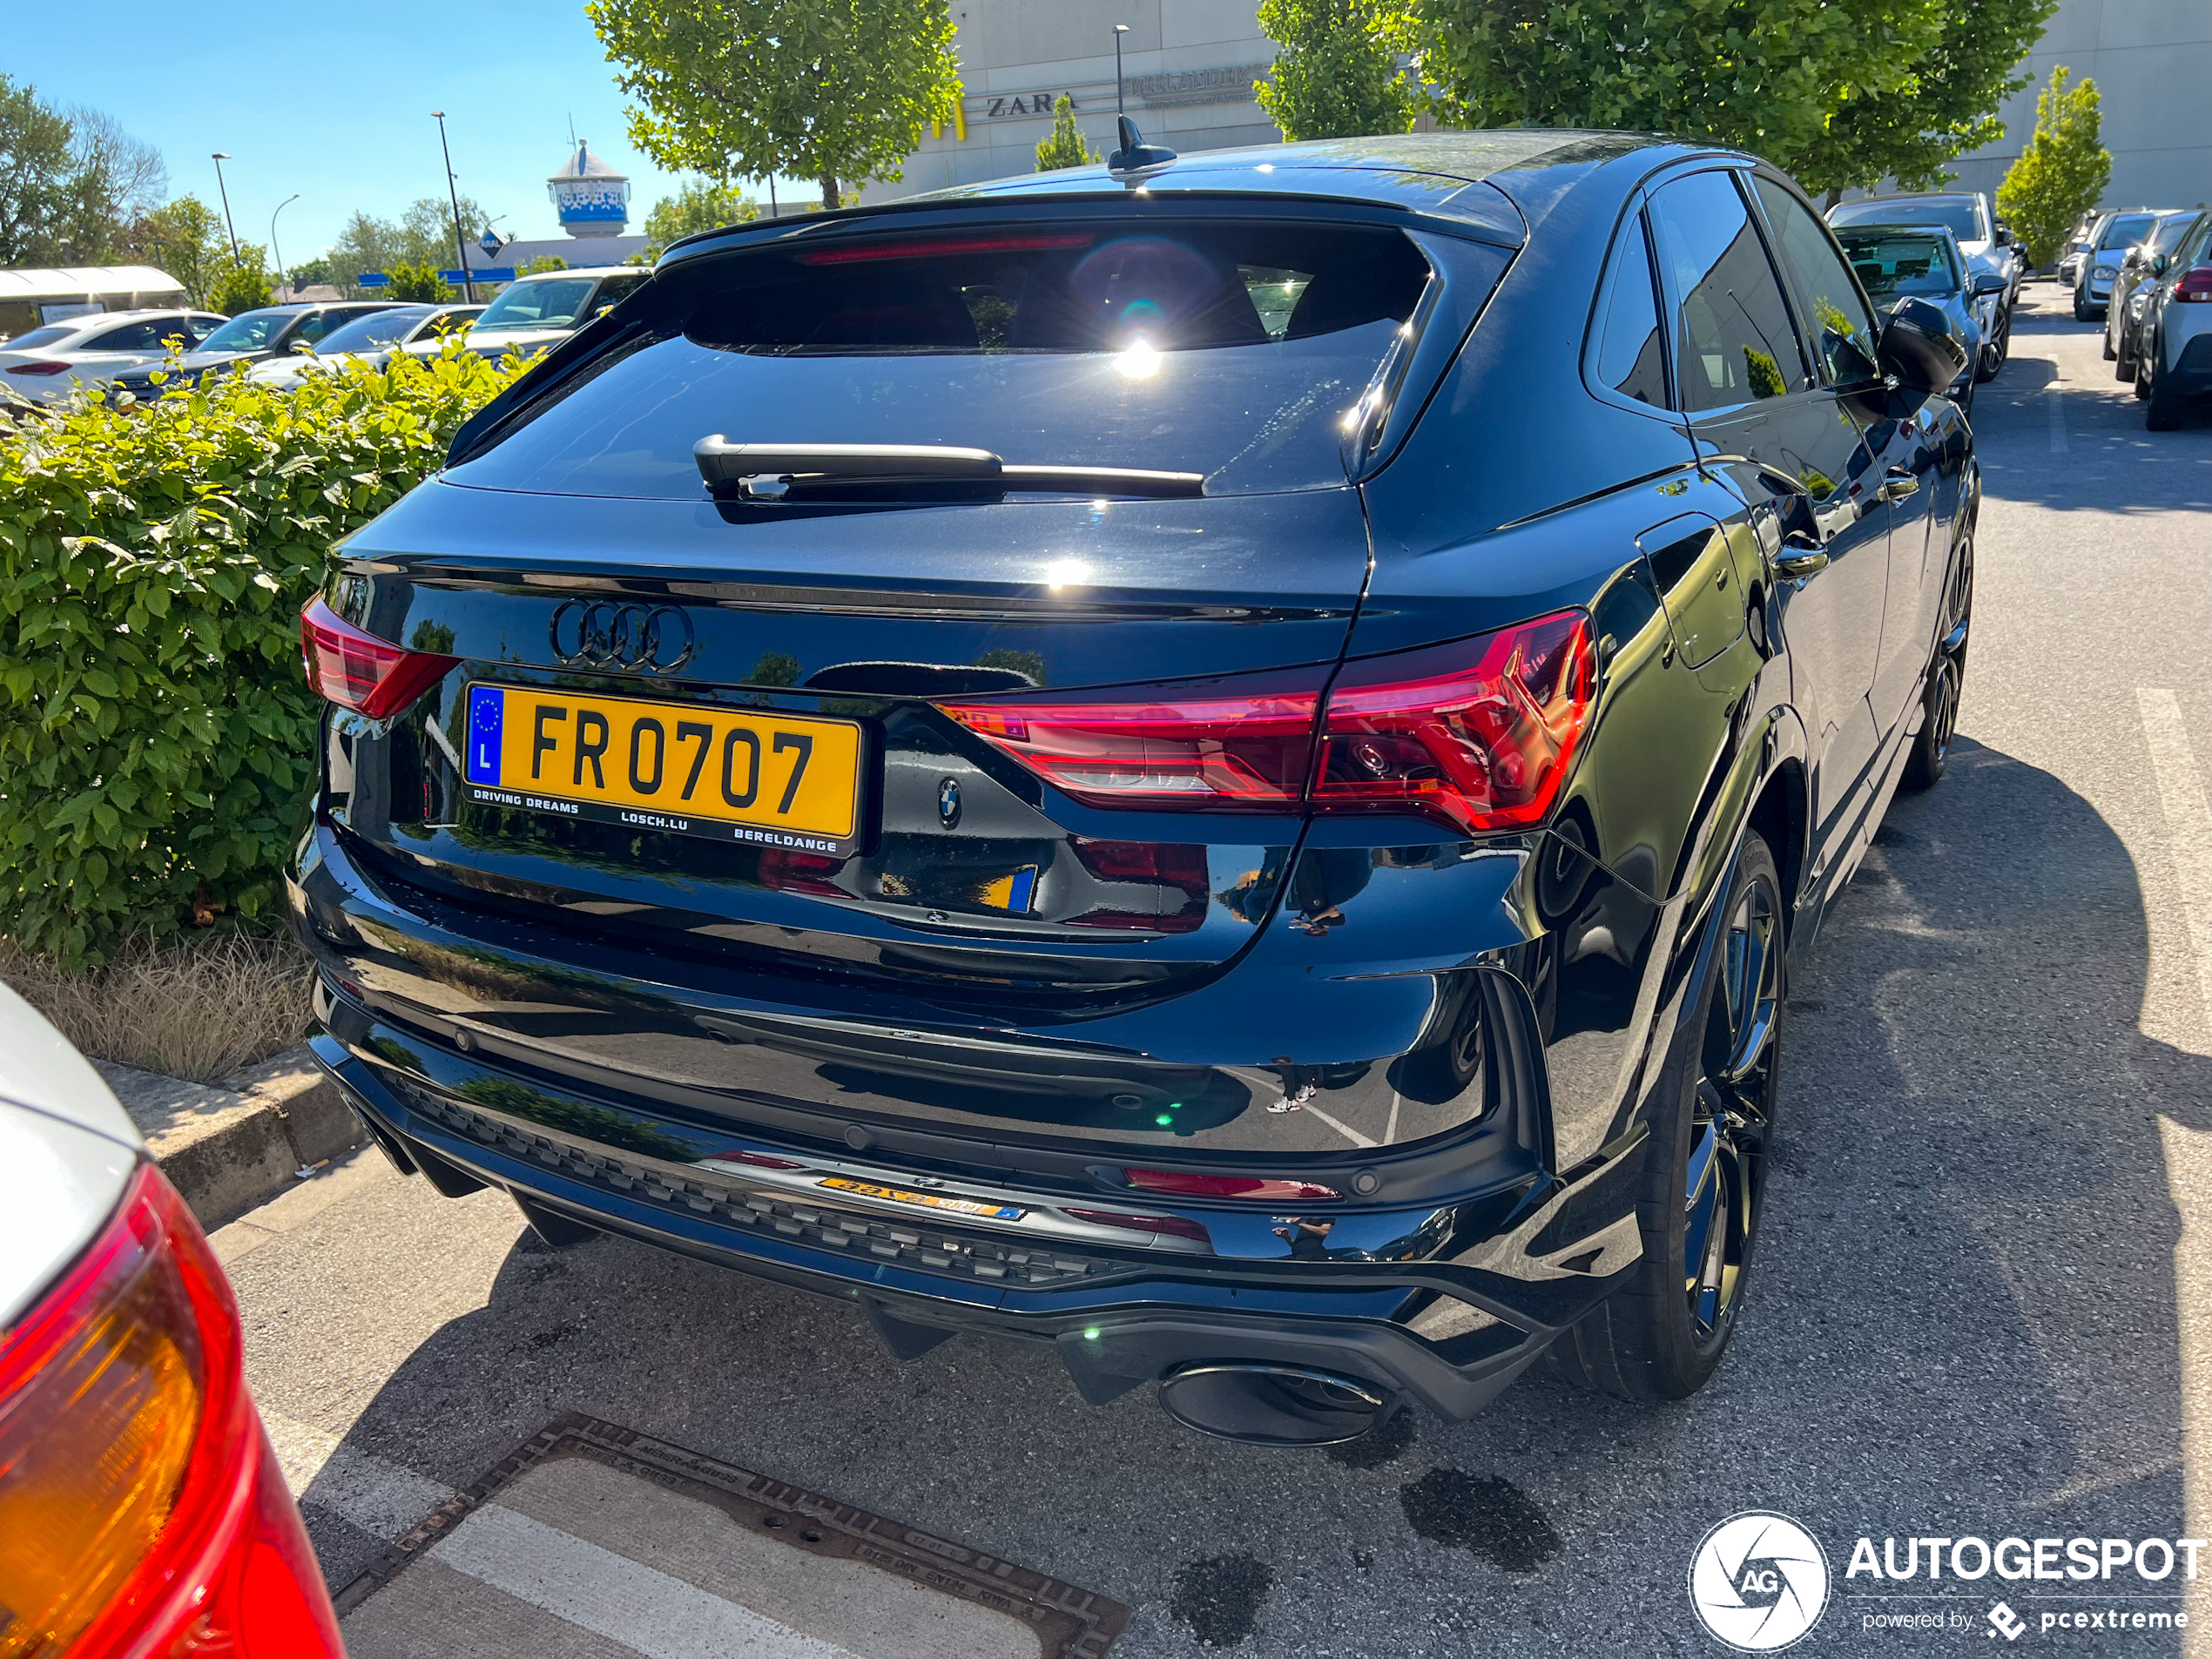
[2151,253,2171,277]
[1970,273,2008,297]
[1994,223,2013,246]
[1878,297,1970,396]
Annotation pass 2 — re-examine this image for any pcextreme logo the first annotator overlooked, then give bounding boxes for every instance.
[1689,1512,1833,1651]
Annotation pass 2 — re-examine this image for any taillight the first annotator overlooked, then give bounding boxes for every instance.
[2175,266,2212,302]
[1065,838,1210,933]
[938,610,1594,838]
[300,595,457,718]
[0,1164,344,1657]
[1123,1168,1340,1202]
[1313,610,1595,835]
[940,676,1322,809]
[4,361,71,376]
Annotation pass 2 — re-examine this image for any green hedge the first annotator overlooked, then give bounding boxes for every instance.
[0,349,525,967]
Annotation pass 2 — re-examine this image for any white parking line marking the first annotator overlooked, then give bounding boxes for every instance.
[263,1411,458,1541]
[429,1501,867,1659]
[2047,381,2070,453]
[2137,690,2212,1028]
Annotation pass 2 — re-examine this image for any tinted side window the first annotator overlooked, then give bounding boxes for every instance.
[1591,212,1669,408]
[293,314,330,346]
[1649,172,1804,413]
[86,320,172,352]
[1754,177,1881,388]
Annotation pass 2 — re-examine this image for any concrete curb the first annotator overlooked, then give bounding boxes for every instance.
[96,1042,363,1228]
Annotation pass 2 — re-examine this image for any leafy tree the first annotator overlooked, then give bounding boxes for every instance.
[517,255,571,276]
[639,176,758,258]
[0,74,81,265]
[283,256,334,293]
[131,197,228,308]
[1404,0,1946,184]
[207,247,273,317]
[1035,95,1100,171]
[0,78,165,266]
[328,196,489,297]
[1802,0,2056,199]
[1998,65,2112,267]
[587,0,961,209]
[383,260,455,303]
[1256,0,1413,141]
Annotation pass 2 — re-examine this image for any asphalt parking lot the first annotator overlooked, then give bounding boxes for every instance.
[221,284,2212,1656]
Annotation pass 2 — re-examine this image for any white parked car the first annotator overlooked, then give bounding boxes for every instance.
[0,981,345,1653]
[0,309,226,404]
[246,301,484,388]
[464,266,649,359]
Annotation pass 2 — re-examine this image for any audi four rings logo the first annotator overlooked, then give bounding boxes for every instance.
[549,601,696,673]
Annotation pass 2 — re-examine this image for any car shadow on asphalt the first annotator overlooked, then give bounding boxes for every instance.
[304,735,2212,1656]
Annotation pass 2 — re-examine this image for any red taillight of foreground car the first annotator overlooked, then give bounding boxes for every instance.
[941,611,1595,839]
[1122,1168,1341,1203]
[300,595,457,719]
[939,677,1323,810]
[1312,610,1595,836]
[3,361,72,377]
[2175,266,2212,303]
[0,1163,345,1658]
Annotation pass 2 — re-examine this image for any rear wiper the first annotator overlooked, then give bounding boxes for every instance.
[694,438,1204,502]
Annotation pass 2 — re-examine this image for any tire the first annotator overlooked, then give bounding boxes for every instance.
[1903,531,1972,792]
[2146,335,2187,431]
[1538,834,1784,1402]
[2074,291,2093,322]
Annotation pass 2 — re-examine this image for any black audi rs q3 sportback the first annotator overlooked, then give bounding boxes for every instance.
[293,130,1976,1447]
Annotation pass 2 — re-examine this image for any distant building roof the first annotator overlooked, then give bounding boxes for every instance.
[0,265,184,299]
[549,142,627,184]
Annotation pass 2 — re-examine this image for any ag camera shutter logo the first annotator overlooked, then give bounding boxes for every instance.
[1689,1512,1831,1651]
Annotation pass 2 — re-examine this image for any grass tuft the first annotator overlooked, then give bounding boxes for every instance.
[0,932,314,1084]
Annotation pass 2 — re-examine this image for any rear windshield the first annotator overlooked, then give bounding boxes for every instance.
[4,325,80,350]
[1836,232,1959,300]
[449,219,1447,499]
[1830,199,1981,244]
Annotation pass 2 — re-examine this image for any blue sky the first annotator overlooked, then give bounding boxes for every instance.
[10,0,809,266]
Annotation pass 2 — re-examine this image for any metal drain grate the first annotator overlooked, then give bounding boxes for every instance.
[394,1078,1118,1287]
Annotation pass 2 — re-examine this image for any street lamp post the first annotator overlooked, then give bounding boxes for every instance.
[210,153,239,260]
[430,111,475,303]
[269,193,300,297]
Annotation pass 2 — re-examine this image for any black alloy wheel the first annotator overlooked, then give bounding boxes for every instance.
[1904,532,1972,790]
[1683,860,1782,1347]
[1976,307,2009,383]
[1537,834,1786,1400]
[2146,332,2188,431]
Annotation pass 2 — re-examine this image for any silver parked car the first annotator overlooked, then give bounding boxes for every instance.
[1827,191,2018,380]
[2057,210,2101,287]
[2135,212,2212,429]
[246,301,483,388]
[2108,210,2204,380]
[0,308,226,404]
[2074,208,2178,320]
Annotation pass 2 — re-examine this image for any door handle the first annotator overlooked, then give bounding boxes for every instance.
[1879,466,1920,502]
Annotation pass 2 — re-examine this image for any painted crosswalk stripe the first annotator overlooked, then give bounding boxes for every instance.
[428,1501,867,1659]
[263,1410,458,1541]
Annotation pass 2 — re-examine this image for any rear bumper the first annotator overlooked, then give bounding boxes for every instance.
[2166,332,2212,398]
[311,1020,1627,1424]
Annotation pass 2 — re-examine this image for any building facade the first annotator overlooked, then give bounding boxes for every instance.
[1946,0,2209,213]
[873,0,2207,219]
[868,0,1276,203]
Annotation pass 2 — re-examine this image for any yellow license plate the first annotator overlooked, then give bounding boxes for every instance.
[462,683,864,853]
[817,1177,1025,1221]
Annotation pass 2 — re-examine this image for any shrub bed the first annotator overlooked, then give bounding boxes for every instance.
[0,349,523,967]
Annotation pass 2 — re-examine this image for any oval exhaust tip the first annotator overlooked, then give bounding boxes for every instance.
[1157,1362,1393,1447]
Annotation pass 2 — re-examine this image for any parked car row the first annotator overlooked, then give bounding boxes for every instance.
[2052,204,2210,430]
[0,266,652,408]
